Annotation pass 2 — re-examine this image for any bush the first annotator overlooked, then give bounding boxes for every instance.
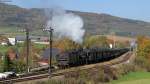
[136,36,150,71]
[134,56,150,71]
[64,66,119,83]
[32,78,86,84]
[23,64,142,84]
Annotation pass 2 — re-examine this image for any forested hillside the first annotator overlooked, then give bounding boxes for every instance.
[1,3,150,36]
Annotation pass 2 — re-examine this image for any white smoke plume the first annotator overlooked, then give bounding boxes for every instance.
[46,8,85,43]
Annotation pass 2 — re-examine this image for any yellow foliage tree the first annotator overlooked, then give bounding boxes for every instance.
[136,36,150,70]
[19,41,42,68]
[137,36,150,59]
[54,38,81,52]
[83,35,109,48]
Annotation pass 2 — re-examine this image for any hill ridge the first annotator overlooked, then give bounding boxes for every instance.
[0,3,150,36]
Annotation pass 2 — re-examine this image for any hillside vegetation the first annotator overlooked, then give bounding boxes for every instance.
[0,3,150,36]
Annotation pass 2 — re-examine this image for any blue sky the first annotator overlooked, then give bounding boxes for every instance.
[8,0,150,22]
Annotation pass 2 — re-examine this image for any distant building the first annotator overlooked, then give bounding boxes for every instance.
[15,36,49,43]
[1,42,7,45]
[0,38,16,46]
[38,48,60,66]
[40,37,49,42]
[15,36,26,43]
[0,36,9,45]
[8,38,16,45]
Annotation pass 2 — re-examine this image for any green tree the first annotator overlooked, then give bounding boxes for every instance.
[11,59,26,73]
[1,54,12,72]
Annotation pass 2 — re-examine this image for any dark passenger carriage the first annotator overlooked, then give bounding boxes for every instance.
[56,48,129,68]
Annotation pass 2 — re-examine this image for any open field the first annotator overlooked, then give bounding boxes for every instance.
[111,72,150,84]
[0,45,10,53]
[0,26,49,37]
[0,43,46,54]
[116,79,150,84]
[0,26,19,33]
[106,35,135,42]
[0,26,25,37]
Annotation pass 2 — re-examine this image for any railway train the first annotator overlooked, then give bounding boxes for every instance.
[56,48,129,68]
[30,47,129,71]
[0,47,129,80]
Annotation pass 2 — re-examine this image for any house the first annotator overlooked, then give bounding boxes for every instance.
[8,38,16,45]
[15,36,26,43]
[0,38,16,46]
[1,42,7,45]
[40,37,49,42]
[15,36,49,43]
[0,36,9,45]
[38,48,60,66]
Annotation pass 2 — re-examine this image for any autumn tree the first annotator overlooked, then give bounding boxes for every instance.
[19,40,42,68]
[135,36,150,71]
[137,36,150,59]
[83,35,109,48]
[54,38,82,52]
[0,47,26,73]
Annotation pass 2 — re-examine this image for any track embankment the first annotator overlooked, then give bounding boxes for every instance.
[1,51,134,84]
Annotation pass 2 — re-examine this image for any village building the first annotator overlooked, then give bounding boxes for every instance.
[15,36,49,43]
[38,48,60,66]
[8,38,16,45]
[0,36,9,45]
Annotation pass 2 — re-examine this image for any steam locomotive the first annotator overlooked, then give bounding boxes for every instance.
[56,48,129,68]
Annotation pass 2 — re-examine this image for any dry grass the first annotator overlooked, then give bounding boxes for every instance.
[106,35,135,43]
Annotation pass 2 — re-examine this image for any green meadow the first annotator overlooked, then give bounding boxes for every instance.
[111,72,150,84]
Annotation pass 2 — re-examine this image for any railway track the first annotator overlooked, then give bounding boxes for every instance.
[0,52,133,84]
[107,52,132,66]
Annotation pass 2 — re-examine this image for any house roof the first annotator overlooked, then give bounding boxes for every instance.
[15,36,48,41]
[41,48,60,59]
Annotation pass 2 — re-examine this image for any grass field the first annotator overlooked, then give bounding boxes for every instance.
[0,26,19,33]
[34,43,47,49]
[0,26,49,37]
[0,26,26,37]
[0,43,46,55]
[111,72,150,84]
[0,26,47,54]
[0,45,10,54]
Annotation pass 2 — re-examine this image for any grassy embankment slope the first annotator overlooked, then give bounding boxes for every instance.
[111,72,150,84]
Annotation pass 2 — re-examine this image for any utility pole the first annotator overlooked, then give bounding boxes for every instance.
[49,27,53,76]
[18,27,30,73]
[43,27,54,77]
[26,28,30,73]
[43,9,54,77]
